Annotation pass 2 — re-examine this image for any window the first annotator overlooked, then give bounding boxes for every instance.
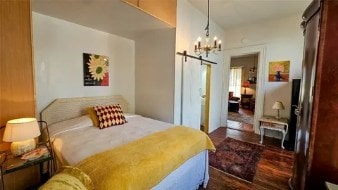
[229,67,242,97]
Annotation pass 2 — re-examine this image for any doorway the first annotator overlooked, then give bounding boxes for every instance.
[221,45,266,134]
[227,54,258,133]
[200,64,211,133]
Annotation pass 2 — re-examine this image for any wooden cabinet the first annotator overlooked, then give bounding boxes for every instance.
[122,0,176,27]
[240,94,253,109]
[0,1,37,189]
[0,0,36,127]
[291,0,338,189]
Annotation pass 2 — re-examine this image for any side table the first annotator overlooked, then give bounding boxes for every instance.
[241,94,253,109]
[259,116,289,149]
[0,144,54,189]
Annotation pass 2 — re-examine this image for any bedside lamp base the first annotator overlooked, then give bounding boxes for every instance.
[275,110,281,119]
[11,139,36,156]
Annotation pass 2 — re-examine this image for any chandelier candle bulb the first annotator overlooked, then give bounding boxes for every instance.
[218,40,222,50]
[198,37,201,48]
[214,36,217,48]
[194,42,197,51]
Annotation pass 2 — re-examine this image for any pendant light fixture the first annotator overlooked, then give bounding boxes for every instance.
[194,0,221,57]
[248,54,257,84]
[249,54,257,73]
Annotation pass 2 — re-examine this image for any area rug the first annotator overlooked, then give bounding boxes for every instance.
[209,137,264,182]
[228,110,254,125]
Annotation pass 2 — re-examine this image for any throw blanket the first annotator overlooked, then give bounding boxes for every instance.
[76,126,215,190]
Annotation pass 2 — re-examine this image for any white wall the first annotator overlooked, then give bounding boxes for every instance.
[135,29,176,123]
[223,14,304,138]
[32,13,135,114]
[223,14,304,119]
[175,0,225,132]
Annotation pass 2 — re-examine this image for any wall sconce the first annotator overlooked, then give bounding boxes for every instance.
[3,118,41,156]
[272,101,285,119]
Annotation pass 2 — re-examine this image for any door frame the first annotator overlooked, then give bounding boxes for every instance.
[221,45,266,134]
[202,64,211,133]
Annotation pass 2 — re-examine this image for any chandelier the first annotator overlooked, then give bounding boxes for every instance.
[194,0,221,57]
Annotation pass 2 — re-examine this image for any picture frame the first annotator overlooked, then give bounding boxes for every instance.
[268,61,290,82]
[83,53,109,86]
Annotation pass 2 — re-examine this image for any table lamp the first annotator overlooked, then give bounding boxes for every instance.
[242,81,250,94]
[272,101,285,119]
[3,118,41,156]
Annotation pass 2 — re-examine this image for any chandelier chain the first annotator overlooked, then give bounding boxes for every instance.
[194,0,221,57]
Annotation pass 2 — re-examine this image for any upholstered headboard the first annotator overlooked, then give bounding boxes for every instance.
[40,95,129,125]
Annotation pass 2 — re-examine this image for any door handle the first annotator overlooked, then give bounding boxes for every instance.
[295,108,301,116]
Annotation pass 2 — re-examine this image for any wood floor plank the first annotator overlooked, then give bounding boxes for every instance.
[204,127,293,190]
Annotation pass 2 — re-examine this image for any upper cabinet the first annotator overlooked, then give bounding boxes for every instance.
[123,0,177,27]
[0,0,36,127]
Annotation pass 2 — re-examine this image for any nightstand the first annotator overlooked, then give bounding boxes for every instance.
[0,120,55,189]
[259,116,289,149]
[0,143,54,189]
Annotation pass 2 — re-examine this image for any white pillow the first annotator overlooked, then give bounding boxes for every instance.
[48,115,93,138]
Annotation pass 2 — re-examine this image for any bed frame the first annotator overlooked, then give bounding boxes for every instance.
[40,95,129,125]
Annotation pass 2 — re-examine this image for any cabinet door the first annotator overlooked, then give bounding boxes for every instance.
[291,1,320,190]
[0,0,35,127]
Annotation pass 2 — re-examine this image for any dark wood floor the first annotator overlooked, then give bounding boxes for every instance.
[227,120,254,133]
[227,108,255,132]
[205,127,293,190]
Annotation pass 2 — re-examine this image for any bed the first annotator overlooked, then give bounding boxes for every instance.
[40,95,215,189]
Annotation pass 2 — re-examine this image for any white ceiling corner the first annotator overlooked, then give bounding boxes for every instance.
[188,0,311,30]
[32,0,311,39]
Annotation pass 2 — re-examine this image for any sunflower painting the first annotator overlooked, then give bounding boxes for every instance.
[83,53,109,86]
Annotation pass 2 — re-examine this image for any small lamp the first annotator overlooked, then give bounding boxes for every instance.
[242,81,250,94]
[272,101,285,119]
[3,118,41,156]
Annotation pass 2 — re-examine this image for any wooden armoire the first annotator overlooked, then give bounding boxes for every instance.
[291,0,338,189]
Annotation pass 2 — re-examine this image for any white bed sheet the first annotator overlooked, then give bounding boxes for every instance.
[153,150,209,189]
[49,114,172,166]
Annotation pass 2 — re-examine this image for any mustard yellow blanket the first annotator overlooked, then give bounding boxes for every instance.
[76,126,215,190]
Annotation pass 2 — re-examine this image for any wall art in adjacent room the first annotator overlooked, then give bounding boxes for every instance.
[83,53,109,86]
[268,61,290,82]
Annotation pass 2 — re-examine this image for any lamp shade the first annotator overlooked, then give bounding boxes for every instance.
[272,101,285,110]
[242,81,250,88]
[3,118,40,142]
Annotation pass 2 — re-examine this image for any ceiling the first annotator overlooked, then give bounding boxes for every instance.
[32,0,311,39]
[32,0,171,39]
[188,0,311,30]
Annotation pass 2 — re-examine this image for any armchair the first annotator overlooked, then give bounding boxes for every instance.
[228,92,240,112]
[229,91,240,101]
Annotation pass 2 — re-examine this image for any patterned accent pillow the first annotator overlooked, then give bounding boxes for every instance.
[93,104,127,129]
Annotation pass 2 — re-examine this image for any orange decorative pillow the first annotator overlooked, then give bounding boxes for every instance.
[87,107,99,127]
[93,104,127,129]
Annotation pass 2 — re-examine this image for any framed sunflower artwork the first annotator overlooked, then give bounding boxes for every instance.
[83,53,109,86]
